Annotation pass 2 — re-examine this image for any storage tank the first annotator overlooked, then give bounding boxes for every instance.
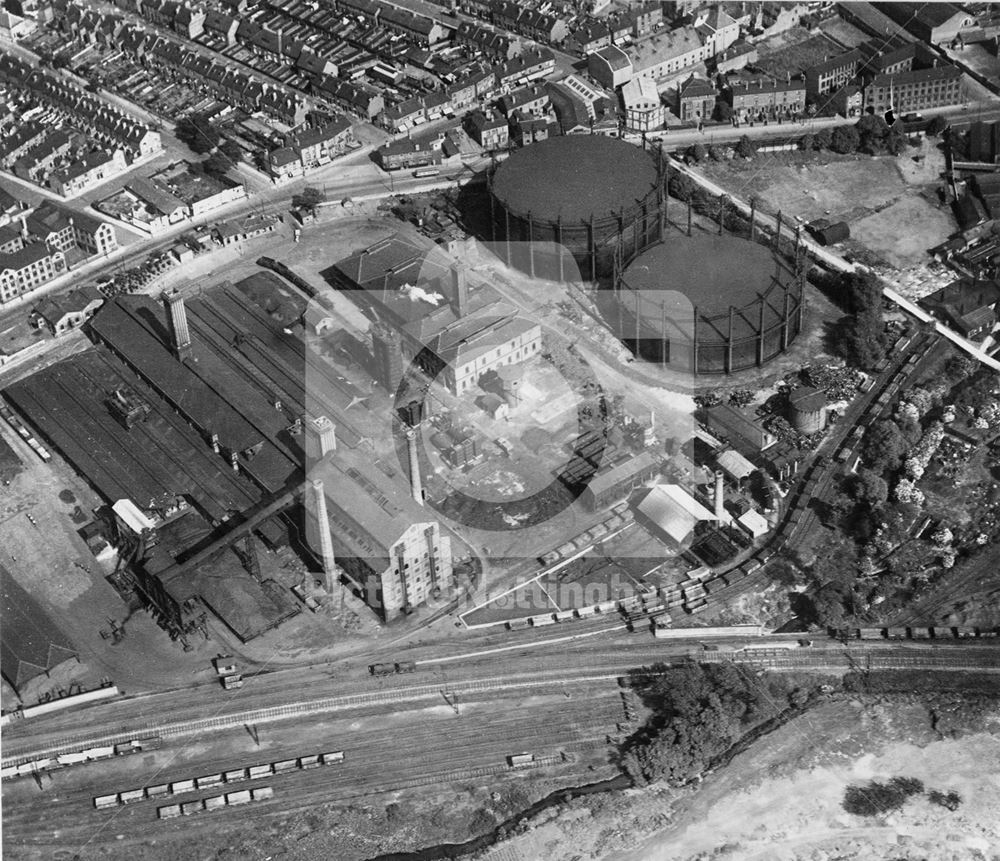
[788,386,827,433]
[487,136,667,281]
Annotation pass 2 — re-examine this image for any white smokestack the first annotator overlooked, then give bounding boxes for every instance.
[406,428,423,505]
[307,478,337,591]
[714,471,725,522]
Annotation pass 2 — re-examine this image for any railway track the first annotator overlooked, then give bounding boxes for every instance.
[700,647,1000,671]
[887,570,1000,627]
[3,693,623,848]
[7,639,998,768]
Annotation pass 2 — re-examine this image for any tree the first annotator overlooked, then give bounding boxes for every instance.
[176,114,220,154]
[292,186,325,214]
[829,271,887,371]
[856,114,890,154]
[843,270,883,316]
[815,127,833,150]
[687,142,708,163]
[714,99,733,122]
[836,310,887,371]
[201,152,231,176]
[927,115,948,137]
[809,583,850,626]
[830,124,860,154]
[800,133,815,151]
[668,172,695,201]
[862,419,911,473]
[849,469,889,510]
[928,789,962,811]
[886,124,907,155]
[735,135,755,159]
[708,144,724,162]
[944,354,976,383]
[219,138,243,162]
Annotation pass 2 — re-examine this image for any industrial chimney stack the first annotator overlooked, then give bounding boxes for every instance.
[405,428,423,505]
[306,478,337,592]
[450,261,470,317]
[162,289,192,362]
[714,471,726,523]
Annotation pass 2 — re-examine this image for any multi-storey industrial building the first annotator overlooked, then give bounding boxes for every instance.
[330,235,543,397]
[862,64,964,114]
[309,449,453,620]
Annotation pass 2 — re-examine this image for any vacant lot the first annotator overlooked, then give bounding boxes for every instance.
[702,141,954,268]
[755,30,845,78]
[851,196,955,268]
[818,15,873,49]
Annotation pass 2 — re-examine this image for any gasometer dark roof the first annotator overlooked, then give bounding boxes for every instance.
[490,135,660,225]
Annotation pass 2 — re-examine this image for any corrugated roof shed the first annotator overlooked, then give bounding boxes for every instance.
[637,483,714,544]
[1,565,77,693]
[715,448,755,480]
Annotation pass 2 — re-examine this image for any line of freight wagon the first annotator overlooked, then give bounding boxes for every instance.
[158,786,274,819]
[94,751,345,810]
[0,398,51,462]
[833,625,1000,641]
[1,736,161,781]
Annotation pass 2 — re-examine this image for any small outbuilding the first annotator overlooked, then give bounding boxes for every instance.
[736,508,769,539]
[808,220,850,246]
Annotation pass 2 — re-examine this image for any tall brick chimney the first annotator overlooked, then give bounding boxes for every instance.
[161,289,192,362]
[306,478,337,592]
[450,260,470,317]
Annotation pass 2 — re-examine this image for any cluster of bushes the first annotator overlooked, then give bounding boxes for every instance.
[619,662,813,786]
[843,777,926,816]
[843,776,961,817]
[685,135,757,164]
[689,114,948,163]
[667,171,753,239]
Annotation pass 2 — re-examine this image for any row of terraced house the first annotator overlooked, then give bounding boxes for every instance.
[58,5,309,125]
[0,53,161,198]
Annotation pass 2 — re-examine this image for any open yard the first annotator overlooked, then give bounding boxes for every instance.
[850,195,955,269]
[702,141,954,269]
[817,15,873,49]
[755,29,846,78]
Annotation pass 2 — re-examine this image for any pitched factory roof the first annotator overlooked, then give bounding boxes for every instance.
[1,564,77,693]
[636,483,714,544]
